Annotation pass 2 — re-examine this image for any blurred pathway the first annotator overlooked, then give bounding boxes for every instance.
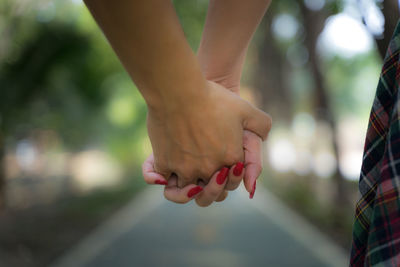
[51,186,349,267]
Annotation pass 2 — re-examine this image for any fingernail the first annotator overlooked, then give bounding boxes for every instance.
[155,179,168,185]
[187,186,203,198]
[250,180,257,199]
[233,162,244,176]
[216,167,229,185]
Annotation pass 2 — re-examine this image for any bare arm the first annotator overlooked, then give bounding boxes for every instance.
[143,0,272,204]
[198,0,271,92]
[197,0,271,199]
[84,0,271,189]
[84,0,207,111]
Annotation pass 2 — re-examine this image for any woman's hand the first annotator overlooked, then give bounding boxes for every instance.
[147,80,271,188]
[143,153,245,206]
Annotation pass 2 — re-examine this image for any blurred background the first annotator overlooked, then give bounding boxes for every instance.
[0,0,398,266]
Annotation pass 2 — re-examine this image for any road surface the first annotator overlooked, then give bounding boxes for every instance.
[52,186,349,267]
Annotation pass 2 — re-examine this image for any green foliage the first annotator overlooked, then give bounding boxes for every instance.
[0,2,138,154]
[0,0,383,250]
[2,22,106,147]
[173,0,208,50]
[324,52,382,119]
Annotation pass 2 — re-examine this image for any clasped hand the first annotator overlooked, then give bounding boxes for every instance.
[143,81,271,206]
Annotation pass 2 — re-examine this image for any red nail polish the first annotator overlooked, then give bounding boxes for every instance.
[155,179,168,185]
[216,167,229,185]
[250,180,257,199]
[233,162,244,176]
[187,186,203,198]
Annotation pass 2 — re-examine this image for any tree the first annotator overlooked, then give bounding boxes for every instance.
[360,0,399,59]
[299,0,348,203]
[0,22,114,208]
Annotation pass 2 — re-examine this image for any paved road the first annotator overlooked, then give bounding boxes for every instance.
[52,186,349,267]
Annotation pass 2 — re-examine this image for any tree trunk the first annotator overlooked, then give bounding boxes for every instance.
[254,11,292,122]
[300,3,349,204]
[376,0,399,59]
[0,130,6,209]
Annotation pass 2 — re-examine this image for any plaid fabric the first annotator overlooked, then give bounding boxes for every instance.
[350,21,400,266]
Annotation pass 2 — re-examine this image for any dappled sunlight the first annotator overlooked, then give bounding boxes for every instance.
[268,137,296,172]
[337,117,365,180]
[0,0,389,265]
[107,96,137,127]
[5,142,125,207]
[319,13,373,57]
[4,130,126,208]
[266,113,365,181]
[304,0,326,11]
[69,150,123,193]
[313,150,337,178]
[292,112,316,140]
[272,14,300,41]
[15,139,37,172]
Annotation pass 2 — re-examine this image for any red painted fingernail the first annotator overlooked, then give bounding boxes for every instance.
[233,162,244,176]
[187,186,203,198]
[155,179,168,185]
[216,167,229,185]
[250,180,257,199]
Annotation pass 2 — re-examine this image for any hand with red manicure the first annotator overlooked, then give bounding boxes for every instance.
[142,80,265,206]
[143,154,248,206]
[142,0,271,206]
[142,97,264,206]
[84,0,271,207]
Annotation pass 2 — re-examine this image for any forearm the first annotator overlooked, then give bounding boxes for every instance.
[198,0,271,91]
[84,0,207,111]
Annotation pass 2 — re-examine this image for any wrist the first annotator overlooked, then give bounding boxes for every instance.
[145,79,211,119]
[203,72,241,94]
[197,51,244,94]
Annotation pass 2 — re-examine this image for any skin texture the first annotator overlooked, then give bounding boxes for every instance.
[143,0,271,206]
[198,0,271,195]
[84,0,272,193]
[148,80,270,187]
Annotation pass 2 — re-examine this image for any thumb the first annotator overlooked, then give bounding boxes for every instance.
[241,102,272,141]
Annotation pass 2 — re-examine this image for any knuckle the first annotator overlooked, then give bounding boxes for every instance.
[216,196,227,202]
[195,160,218,180]
[216,191,228,202]
[163,190,187,204]
[197,167,215,181]
[177,168,204,185]
[266,113,273,129]
[143,177,153,185]
[195,198,211,208]
[207,186,223,198]
[263,114,273,138]
[177,177,191,188]
[225,153,243,166]
[176,167,194,180]
[225,181,240,191]
[154,162,169,176]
